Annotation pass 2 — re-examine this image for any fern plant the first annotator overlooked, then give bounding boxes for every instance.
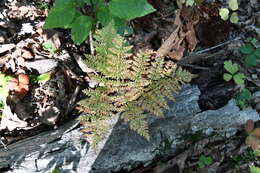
[78,22,194,148]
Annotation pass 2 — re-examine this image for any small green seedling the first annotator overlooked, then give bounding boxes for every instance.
[250,166,260,173]
[35,1,49,9]
[223,60,245,87]
[178,0,203,6]
[219,0,239,23]
[50,168,59,173]
[30,72,51,84]
[239,39,260,68]
[230,148,260,167]
[245,120,260,150]
[235,88,252,109]
[198,155,213,168]
[42,42,57,54]
[179,0,194,6]
[0,73,13,105]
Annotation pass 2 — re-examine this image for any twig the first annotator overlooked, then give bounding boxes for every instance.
[176,61,210,70]
[0,138,7,149]
[73,53,98,74]
[89,31,94,55]
[65,85,81,116]
[194,37,241,54]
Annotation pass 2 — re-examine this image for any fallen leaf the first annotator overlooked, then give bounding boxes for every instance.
[245,119,254,134]
[168,44,186,60]
[251,128,260,139]
[245,135,260,150]
[185,24,197,51]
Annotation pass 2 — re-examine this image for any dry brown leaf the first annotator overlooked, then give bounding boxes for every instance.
[156,26,180,57]
[168,44,185,60]
[157,6,198,59]
[245,119,254,134]
[245,135,260,150]
[186,22,197,52]
[156,9,183,57]
[251,128,260,139]
[21,49,33,59]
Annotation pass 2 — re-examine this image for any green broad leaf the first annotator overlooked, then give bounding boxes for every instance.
[54,0,76,8]
[228,0,238,11]
[235,88,251,109]
[240,43,255,54]
[219,8,229,21]
[64,11,82,29]
[233,73,245,87]
[237,88,251,100]
[254,48,260,58]
[113,18,133,35]
[250,166,260,173]
[185,0,194,6]
[43,5,77,29]
[36,72,51,83]
[71,15,93,44]
[198,155,213,168]
[245,54,257,68]
[91,0,106,11]
[109,0,156,20]
[224,60,239,74]
[223,73,232,81]
[97,7,113,26]
[230,12,239,23]
[236,99,246,109]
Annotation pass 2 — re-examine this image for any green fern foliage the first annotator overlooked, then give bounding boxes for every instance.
[79,22,194,146]
[79,116,111,149]
[122,103,149,139]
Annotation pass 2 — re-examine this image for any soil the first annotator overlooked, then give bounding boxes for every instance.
[0,0,259,172]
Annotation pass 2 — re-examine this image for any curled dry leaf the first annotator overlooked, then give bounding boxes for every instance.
[8,78,19,91]
[245,135,260,150]
[186,22,197,52]
[251,128,260,138]
[15,84,29,97]
[245,119,254,134]
[18,74,30,85]
[245,120,260,150]
[7,74,30,97]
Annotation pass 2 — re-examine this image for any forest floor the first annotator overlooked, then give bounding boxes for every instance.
[0,0,260,172]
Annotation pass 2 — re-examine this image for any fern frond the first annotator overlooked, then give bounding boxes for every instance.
[78,87,113,116]
[93,22,117,57]
[122,103,149,139]
[80,116,111,150]
[131,50,151,80]
[174,67,195,83]
[148,56,165,80]
[79,22,195,148]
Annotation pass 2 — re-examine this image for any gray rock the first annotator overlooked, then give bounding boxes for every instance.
[24,59,58,74]
[0,85,259,173]
[0,44,15,54]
